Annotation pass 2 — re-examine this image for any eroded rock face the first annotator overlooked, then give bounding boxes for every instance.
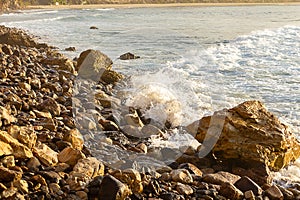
[189,100,300,171]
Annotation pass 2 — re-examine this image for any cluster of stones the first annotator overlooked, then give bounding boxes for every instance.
[1,25,300,200]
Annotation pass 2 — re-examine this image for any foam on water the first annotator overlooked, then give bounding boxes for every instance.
[272,159,300,186]
[114,66,205,128]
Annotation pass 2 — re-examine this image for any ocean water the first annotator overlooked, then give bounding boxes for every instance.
[1,5,300,182]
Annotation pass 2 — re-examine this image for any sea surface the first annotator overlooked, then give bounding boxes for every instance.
[1,5,300,184]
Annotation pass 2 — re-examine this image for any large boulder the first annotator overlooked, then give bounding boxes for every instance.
[188,100,300,171]
[76,49,123,84]
[76,49,112,80]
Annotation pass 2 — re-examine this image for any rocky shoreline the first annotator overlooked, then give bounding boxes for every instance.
[1,25,300,200]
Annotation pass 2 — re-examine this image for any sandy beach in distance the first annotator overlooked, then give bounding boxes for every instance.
[27,2,300,10]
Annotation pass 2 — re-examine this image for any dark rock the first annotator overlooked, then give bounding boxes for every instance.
[277,185,294,200]
[232,161,272,186]
[234,176,263,195]
[160,192,182,200]
[90,26,98,30]
[65,46,76,51]
[265,185,284,200]
[219,182,243,200]
[1,44,12,55]
[98,175,131,200]
[119,52,140,60]
[0,166,22,182]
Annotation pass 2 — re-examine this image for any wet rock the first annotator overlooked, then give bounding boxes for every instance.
[95,90,112,108]
[219,182,243,200]
[63,128,84,150]
[191,100,300,171]
[202,171,240,185]
[99,119,119,131]
[78,116,97,130]
[58,146,85,166]
[136,143,147,153]
[33,142,58,166]
[119,52,140,60]
[71,157,104,178]
[176,182,194,195]
[265,185,284,200]
[276,185,293,200]
[65,46,76,51]
[170,169,193,184]
[101,69,124,85]
[90,26,98,30]
[124,112,144,127]
[232,162,272,186]
[98,175,131,200]
[0,130,33,159]
[141,124,163,137]
[234,176,263,195]
[76,49,112,80]
[122,125,143,139]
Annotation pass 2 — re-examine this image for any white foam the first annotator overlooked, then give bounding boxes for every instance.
[272,158,300,186]
[115,66,205,128]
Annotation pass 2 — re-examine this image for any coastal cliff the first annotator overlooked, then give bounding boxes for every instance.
[1,0,300,13]
[0,0,21,12]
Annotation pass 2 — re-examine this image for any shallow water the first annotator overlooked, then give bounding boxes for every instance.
[1,5,300,180]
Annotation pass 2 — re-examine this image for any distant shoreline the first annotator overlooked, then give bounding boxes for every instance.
[26,2,300,10]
